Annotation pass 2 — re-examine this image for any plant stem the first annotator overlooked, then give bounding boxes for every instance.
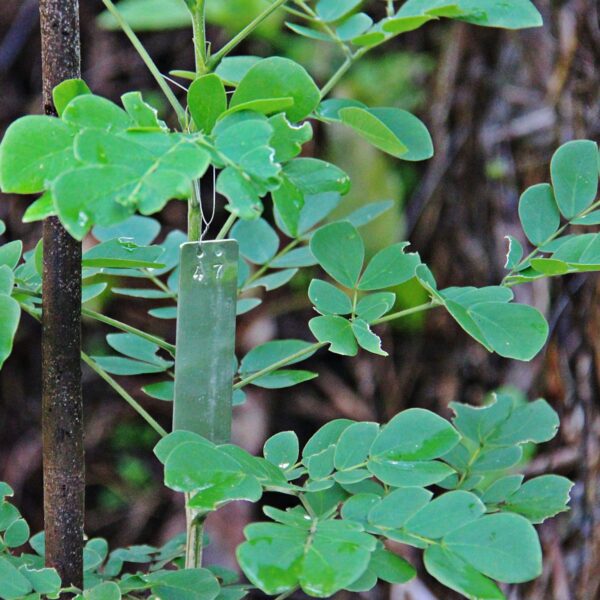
[215,213,238,240]
[372,301,436,325]
[184,505,205,568]
[208,0,289,68]
[242,239,300,289]
[234,341,326,390]
[82,308,176,356]
[81,352,168,437]
[188,185,202,242]
[320,47,368,99]
[191,0,208,74]
[102,0,187,125]
[39,0,84,587]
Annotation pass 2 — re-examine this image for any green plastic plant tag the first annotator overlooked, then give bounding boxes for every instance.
[173,240,238,443]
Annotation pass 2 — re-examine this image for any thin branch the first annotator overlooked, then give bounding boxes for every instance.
[208,0,289,68]
[233,341,326,390]
[101,0,187,125]
[81,352,168,437]
[82,308,176,356]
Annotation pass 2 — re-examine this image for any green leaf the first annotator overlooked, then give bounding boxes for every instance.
[93,214,160,245]
[334,421,379,470]
[340,107,433,161]
[0,240,22,270]
[164,442,262,511]
[310,222,364,288]
[271,246,316,268]
[246,268,298,291]
[231,57,320,122]
[316,0,362,22]
[20,567,61,595]
[53,78,92,117]
[338,107,407,158]
[0,116,76,194]
[215,56,261,85]
[382,15,433,34]
[398,0,543,29]
[309,315,357,356]
[552,233,600,269]
[154,431,213,465]
[297,192,342,236]
[83,582,121,600]
[356,292,396,322]
[358,243,420,290]
[341,493,380,525]
[530,257,570,275]
[453,394,559,447]
[4,517,30,547]
[222,97,295,119]
[144,568,220,600]
[303,419,355,458]
[351,319,387,356]
[444,513,542,583]
[405,491,485,538]
[550,140,599,218]
[122,91,165,130]
[468,302,549,361]
[371,408,460,461]
[345,199,395,228]
[471,446,522,472]
[368,458,454,487]
[240,340,317,375]
[83,239,164,269]
[268,114,312,163]
[0,556,32,599]
[309,279,353,315]
[142,381,174,401]
[368,487,432,529]
[272,178,305,237]
[231,218,279,265]
[285,22,333,41]
[264,431,299,469]
[22,192,56,223]
[503,475,573,523]
[106,333,172,367]
[369,548,415,584]
[0,265,14,296]
[238,520,375,597]
[336,13,373,40]
[518,183,560,246]
[284,158,350,196]
[424,545,505,600]
[504,235,523,269]
[0,295,20,369]
[481,475,524,504]
[188,74,227,133]
[217,168,262,220]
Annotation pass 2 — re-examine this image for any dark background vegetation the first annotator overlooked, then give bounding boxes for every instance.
[0,1,599,598]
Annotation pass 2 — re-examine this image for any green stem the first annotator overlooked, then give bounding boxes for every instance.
[320,53,357,99]
[233,341,326,390]
[82,308,176,356]
[143,271,177,297]
[184,503,205,568]
[19,301,168,490]
[81,352,168,437]
[102,0,187,125]
[191,0,208,74]
[372,301,436,325]
[216,213,238,241]
[188,185,202,242]
[208,0,289,68]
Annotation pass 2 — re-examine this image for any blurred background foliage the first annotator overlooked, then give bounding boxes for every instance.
[0,0,599,598]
